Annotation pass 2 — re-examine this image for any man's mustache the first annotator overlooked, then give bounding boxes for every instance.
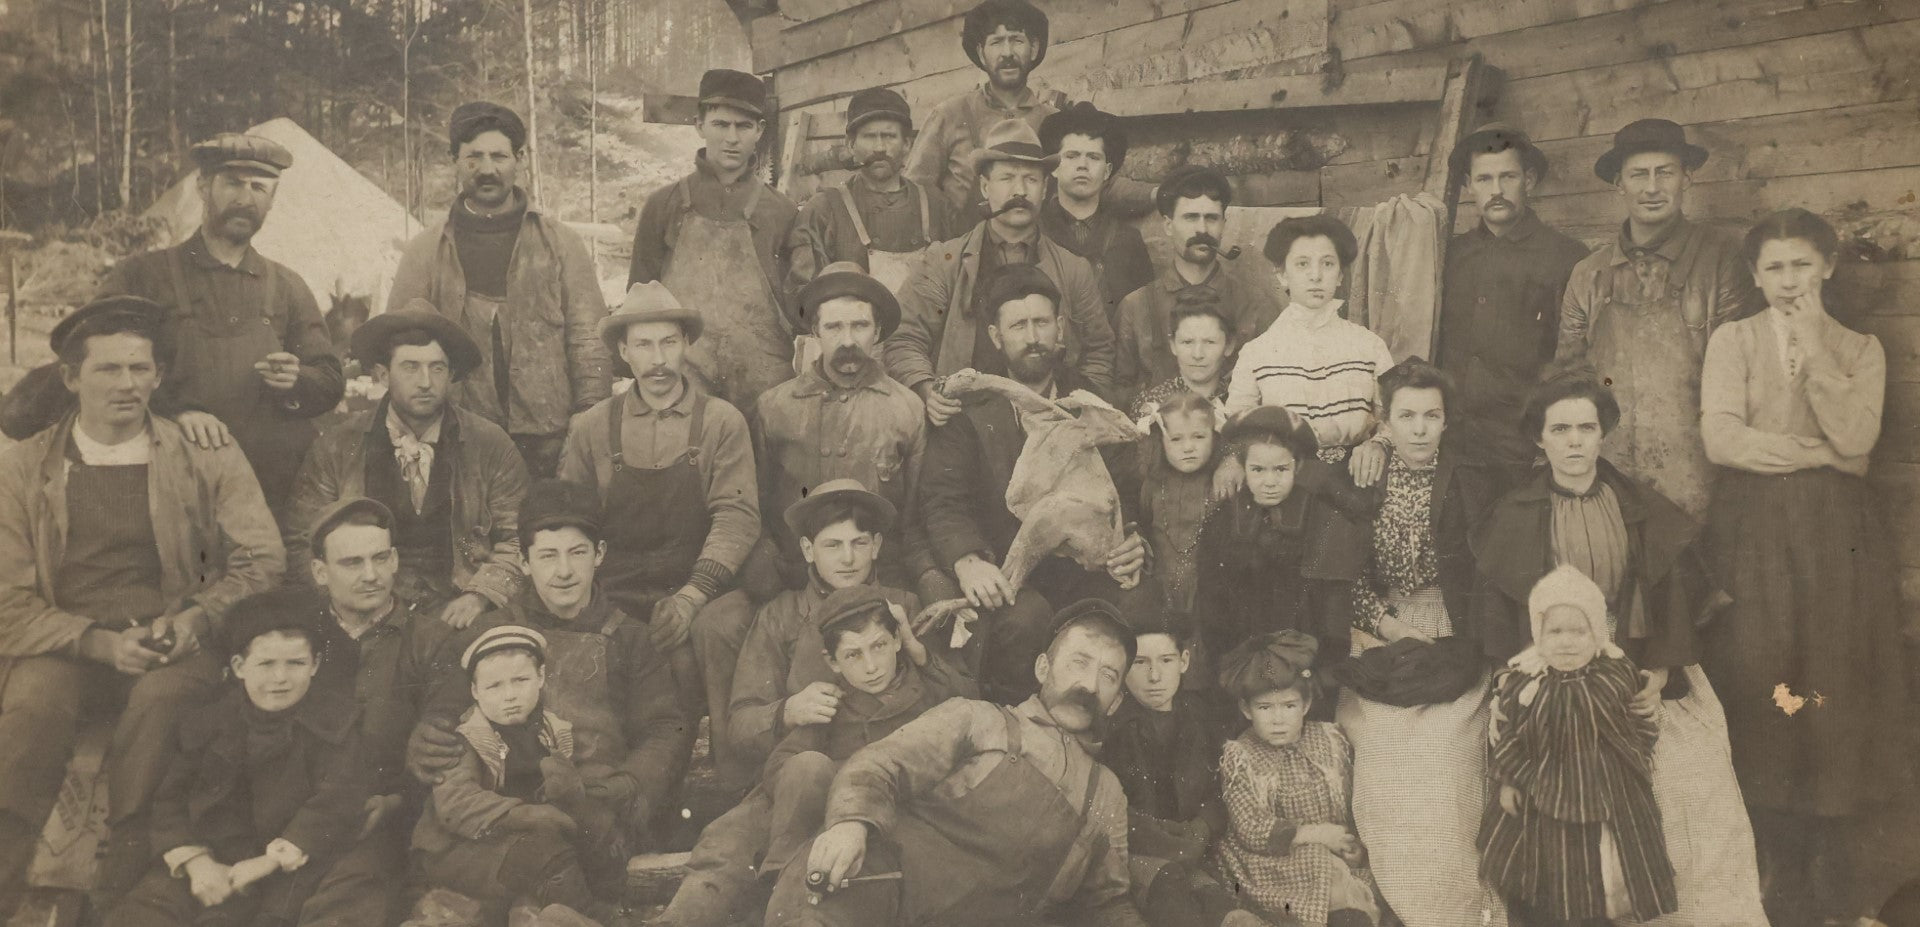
[995,55,1022,70]
[218,206,260,224]
[829,345,871,367]
[1485,195,1514,210]
[1185,233,1220,250]
[988,196,1036,218]
[857,151,896,169]
[639,365,673,378]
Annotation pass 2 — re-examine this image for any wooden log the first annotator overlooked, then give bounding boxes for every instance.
[1331,0,1655,67]
[1517,165,1920,243]
[1084,63,1448,116]
[767,0,1234,71]
[626,851,694,907]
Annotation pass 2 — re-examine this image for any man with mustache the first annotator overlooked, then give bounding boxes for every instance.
[1436,123,1591,486]
[1113,165,1282,406]
[389,102,611,480]
[763,598,1150,927]
[787,88,959,299]
[920,265,1146,704]
[629,69,799,417]
[1038,103,1156,335]
[287,302,529,632]
[749,264,941,600]
[559,282,760,788]
[0,296,283,914]
[97,133,343,519]
[889,119,1117,428]
[1557,118,1757,516]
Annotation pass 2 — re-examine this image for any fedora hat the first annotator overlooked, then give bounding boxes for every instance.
[351,299,485,381]
[1448,121,1550,187]
[783,477,897,540]
[799,262,901,339]
[970,118,1059,175]
[601,282,703,380]
[1593,118,1708,183]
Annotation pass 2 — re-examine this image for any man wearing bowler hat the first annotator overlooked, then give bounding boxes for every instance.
[787,88,960,299]
[889,118,1118,428]
[560,282,760,785]
[288,300,530,630]
[1557,117,1757,516]
[749,264,940,599]
[1437,122,1592,484]
[629,69,798,417]
[389,101,611,480]
[97,132,343,518]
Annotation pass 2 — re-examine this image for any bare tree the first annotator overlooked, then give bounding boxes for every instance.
[120,0,134,209]
[520,0,540,204]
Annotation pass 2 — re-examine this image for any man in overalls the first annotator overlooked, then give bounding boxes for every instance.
[628,69,798,418]
[0,296,284,913]
[764,599,1150,927]
[1556,118,1756,517]
[1038,103,1154,336]
[888,118,1118,427]
[97,133,343,520]
[389,101,610,480]
[287,302,529,628]
[1112,165,1282,407]
[558,282,761,787]
[787,88,958,301]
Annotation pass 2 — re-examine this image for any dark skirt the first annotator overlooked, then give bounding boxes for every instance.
[1701,466,1912,817]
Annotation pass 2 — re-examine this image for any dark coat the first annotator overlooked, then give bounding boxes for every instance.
[763,653,977,778]
[1468,459,1726,694]
[1101,691,1226,863]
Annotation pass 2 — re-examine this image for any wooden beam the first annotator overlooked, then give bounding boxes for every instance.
[641,93,701,126]
[1423,54,1488,197]
[1084,64,1448,117]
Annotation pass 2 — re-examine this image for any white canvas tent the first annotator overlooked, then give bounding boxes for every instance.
[142,117,422,312]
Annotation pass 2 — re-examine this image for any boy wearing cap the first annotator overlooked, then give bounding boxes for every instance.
[388,102,612,479]
[1113,165,1282,404]
[787,88,959,298]
[105,588,389,927]
[97,132,343,517]
[629,69,799,414]
[1437,123,1591,483]
[412,625,633,925]
[289,301,529,628]
[0,296,284,912]
[1038,103,1155,334]
[1556,118,1757,516]
[889,118,1118,426]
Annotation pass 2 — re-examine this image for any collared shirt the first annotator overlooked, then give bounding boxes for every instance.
[628,149,797,304]
[1225,300,1396,449]
[824,694,1134,912]
[70,425,153,466]
[558,379,761,572]
[1558,217,1754,363]
[1114,260,1282,399]
[1438,210,1590,468]
[752,361,926,552]
[905,83,1064,212]
[1039,198,1156,332]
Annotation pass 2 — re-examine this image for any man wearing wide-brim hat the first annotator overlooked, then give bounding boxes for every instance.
[559,281,761,788]
[388,100,611,480]
[97,131,344,519]
[1556,117,1758,517]
[1436,121,1593,485]
[786,87,961,301]
[748,264,943,601]
[629,69,799,419]
[288,298,530,631]
[887,118,1118,428]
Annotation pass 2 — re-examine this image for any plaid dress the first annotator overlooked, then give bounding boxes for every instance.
[1217,723,1379,927]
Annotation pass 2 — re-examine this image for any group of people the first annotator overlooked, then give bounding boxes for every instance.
[0,1,1909,926]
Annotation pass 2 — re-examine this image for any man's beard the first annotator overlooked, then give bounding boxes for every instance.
[988,55,1030,90]
[1004,343,1059,384]
[210,206,261,244]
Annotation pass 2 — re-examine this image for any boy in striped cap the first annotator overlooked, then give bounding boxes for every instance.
[412,624,637,925]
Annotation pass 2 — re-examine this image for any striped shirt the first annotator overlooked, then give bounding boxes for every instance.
[1225,300,1397,449]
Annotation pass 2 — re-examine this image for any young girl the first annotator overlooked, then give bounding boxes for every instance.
[1136,390,1223,617]
[1478,564,1676,926]
[1216,631,1379,927]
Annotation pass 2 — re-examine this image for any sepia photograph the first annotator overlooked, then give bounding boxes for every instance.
[0,0,1916,925]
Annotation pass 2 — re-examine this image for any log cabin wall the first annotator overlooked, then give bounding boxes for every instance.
[751,0,1920,615]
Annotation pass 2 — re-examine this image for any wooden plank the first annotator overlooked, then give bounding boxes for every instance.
[1085,63,1448,116]
[1519,165,1920,239]
[1869,462,1920,568]
[1878,381,1920,462]
[768,0,1235,71]
[1229,170,1323,207]
[1322,156,1425,207]
[1331,0,1659,66]
[1858,314,1920,385]
[1492,19,1920,143]
[776,110,816,199]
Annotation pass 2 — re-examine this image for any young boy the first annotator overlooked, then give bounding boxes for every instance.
[1103,602,1274,927]
[412,625,632,926]
[105,587,388,927]
[759,585,977,881]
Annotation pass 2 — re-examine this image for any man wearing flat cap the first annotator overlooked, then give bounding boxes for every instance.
[1113,163,1282,404]
[288,300,530,631]
[1038,103,1156,336]
[1437,122,1591,484]
[389,101,611,480]
[97,132,343,519]
[787,88,960,301]
[559,282,759,782]
[749,265,939,599]
[0,296,284,912]
[629,69,798,417]
[764,598,1149,927]
[1556,117,1758,516]
[889,118,1119,428]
